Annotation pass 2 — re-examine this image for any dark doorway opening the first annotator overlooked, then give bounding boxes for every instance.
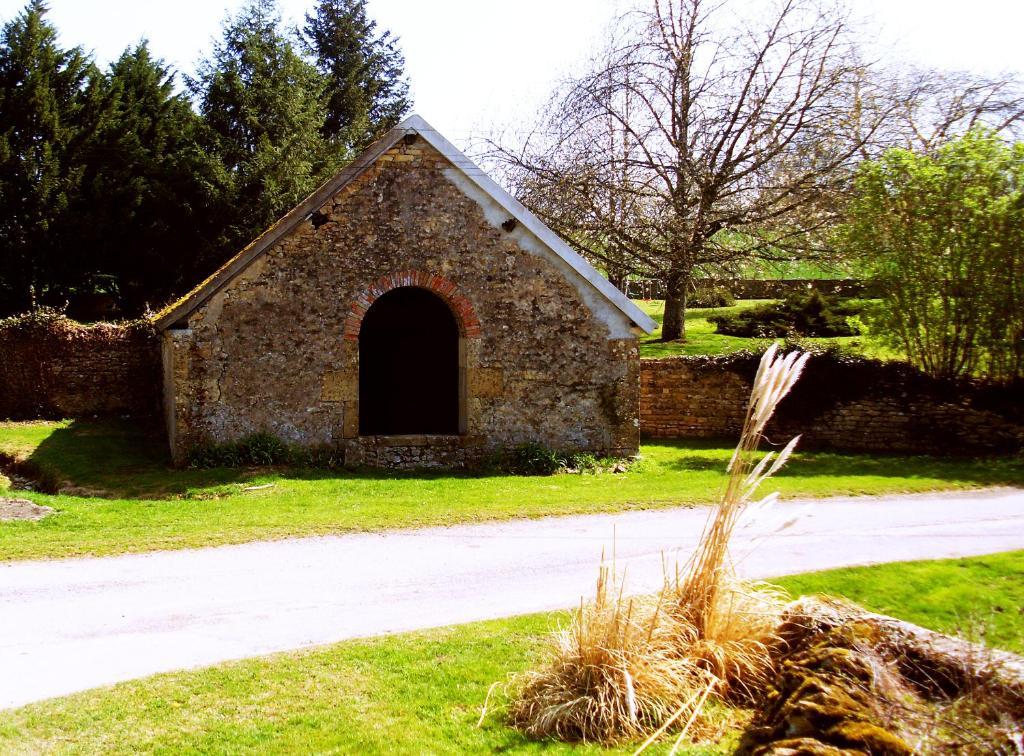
[359,286,460,435]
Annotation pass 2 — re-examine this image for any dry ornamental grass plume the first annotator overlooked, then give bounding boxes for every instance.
[507,345,809,748]
[669,344,809,701]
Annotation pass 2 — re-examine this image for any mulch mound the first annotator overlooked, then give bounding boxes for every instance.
[738,597,1024,755]
[0,497,54,521]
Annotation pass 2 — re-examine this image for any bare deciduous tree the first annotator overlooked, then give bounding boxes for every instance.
[886,67,1024,153]
[494,0,889,341]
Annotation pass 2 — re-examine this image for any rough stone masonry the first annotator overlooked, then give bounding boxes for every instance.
[156,116,654,468]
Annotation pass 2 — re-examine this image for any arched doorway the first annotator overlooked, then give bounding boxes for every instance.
[359,286,460,435]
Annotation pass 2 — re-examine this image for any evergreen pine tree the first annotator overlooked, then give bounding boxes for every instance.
[71,43,226,315]
[0,0,95,313]
[303,0,410,151]
[192,0,331,252]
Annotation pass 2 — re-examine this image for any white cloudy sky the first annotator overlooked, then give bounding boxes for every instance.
[1,0,1022,147]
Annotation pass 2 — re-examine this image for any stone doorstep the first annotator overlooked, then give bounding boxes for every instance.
[363,434,466,448]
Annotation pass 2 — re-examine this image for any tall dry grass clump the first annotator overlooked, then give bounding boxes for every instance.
[668,344,809,700]
[509,562,716,743]
[507,345,809,747]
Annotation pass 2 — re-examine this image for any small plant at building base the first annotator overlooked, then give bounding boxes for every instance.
[505,344,808,748]
[299,445,345,469]
[238,433,290,466]
[492,444,630,476]
[186,434,342,469]
[558,451,600,473]
[506,442,563,475]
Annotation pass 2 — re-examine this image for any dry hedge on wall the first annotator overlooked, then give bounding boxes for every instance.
[0,309,161,420]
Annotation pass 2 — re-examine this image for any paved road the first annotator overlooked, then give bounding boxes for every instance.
[2,487,1023,710]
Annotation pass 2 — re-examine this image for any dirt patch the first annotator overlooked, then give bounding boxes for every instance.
[0,497,54,521]
[0,451,61,494]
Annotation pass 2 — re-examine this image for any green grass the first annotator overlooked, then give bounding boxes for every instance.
[636,299,905,360]
[776,551,1024,654]
[0,552,1018,754]
[0,612,630,755]
[2,419,1022,562]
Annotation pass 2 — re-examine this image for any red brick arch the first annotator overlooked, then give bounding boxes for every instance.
[342,270,482,341]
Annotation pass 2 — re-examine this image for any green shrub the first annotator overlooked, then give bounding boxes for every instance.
[299,445,344,468]
[185,436,627,475]
[492,444,629,476]
[689,285,736,308]
[239,433,290,466]
[506,442,563,476]
[187,433,319,469]
[844,314,869,337]
[560,452,599,472]
[709,291,864,338]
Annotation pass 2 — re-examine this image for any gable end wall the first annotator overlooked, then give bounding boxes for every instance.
[163,140,640,467]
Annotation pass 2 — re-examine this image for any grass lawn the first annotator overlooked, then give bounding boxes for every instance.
[778,550,1024,654]
[2,420,1022,561]
[635,299,905,360]
[0,552,1018,754]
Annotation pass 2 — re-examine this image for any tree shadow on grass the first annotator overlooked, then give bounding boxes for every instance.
[778,449,1024,488]
[20,422,1024,502]
[22,419,254,499]
[21,419,511,500]
[653,438,1024,488]
[669,455,721,471]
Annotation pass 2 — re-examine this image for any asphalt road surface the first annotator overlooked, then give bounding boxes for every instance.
[2,487,1022,709]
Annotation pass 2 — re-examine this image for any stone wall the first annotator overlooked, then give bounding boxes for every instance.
[0,312,160,420]
[640,353,1024,455]
[713,279,880,300]
[164,137,642,466]
[625,278,879,301]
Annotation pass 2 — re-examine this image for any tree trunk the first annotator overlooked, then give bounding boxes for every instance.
[661,272,688,341]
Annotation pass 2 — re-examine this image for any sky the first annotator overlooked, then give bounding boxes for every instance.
[1,0,1022,148]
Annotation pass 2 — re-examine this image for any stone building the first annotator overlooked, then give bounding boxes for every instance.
[154,115,656,468]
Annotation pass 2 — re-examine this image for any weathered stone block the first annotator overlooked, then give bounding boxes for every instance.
[321,371,357,402]
[342,401,359,439]
[468,367,503,398]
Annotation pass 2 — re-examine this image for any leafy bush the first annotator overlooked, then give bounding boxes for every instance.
[689,285,736,308]
[709,291,864,338]
[840,130,1024,382]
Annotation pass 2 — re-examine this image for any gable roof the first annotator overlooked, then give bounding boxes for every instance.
[153,114,657,334]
